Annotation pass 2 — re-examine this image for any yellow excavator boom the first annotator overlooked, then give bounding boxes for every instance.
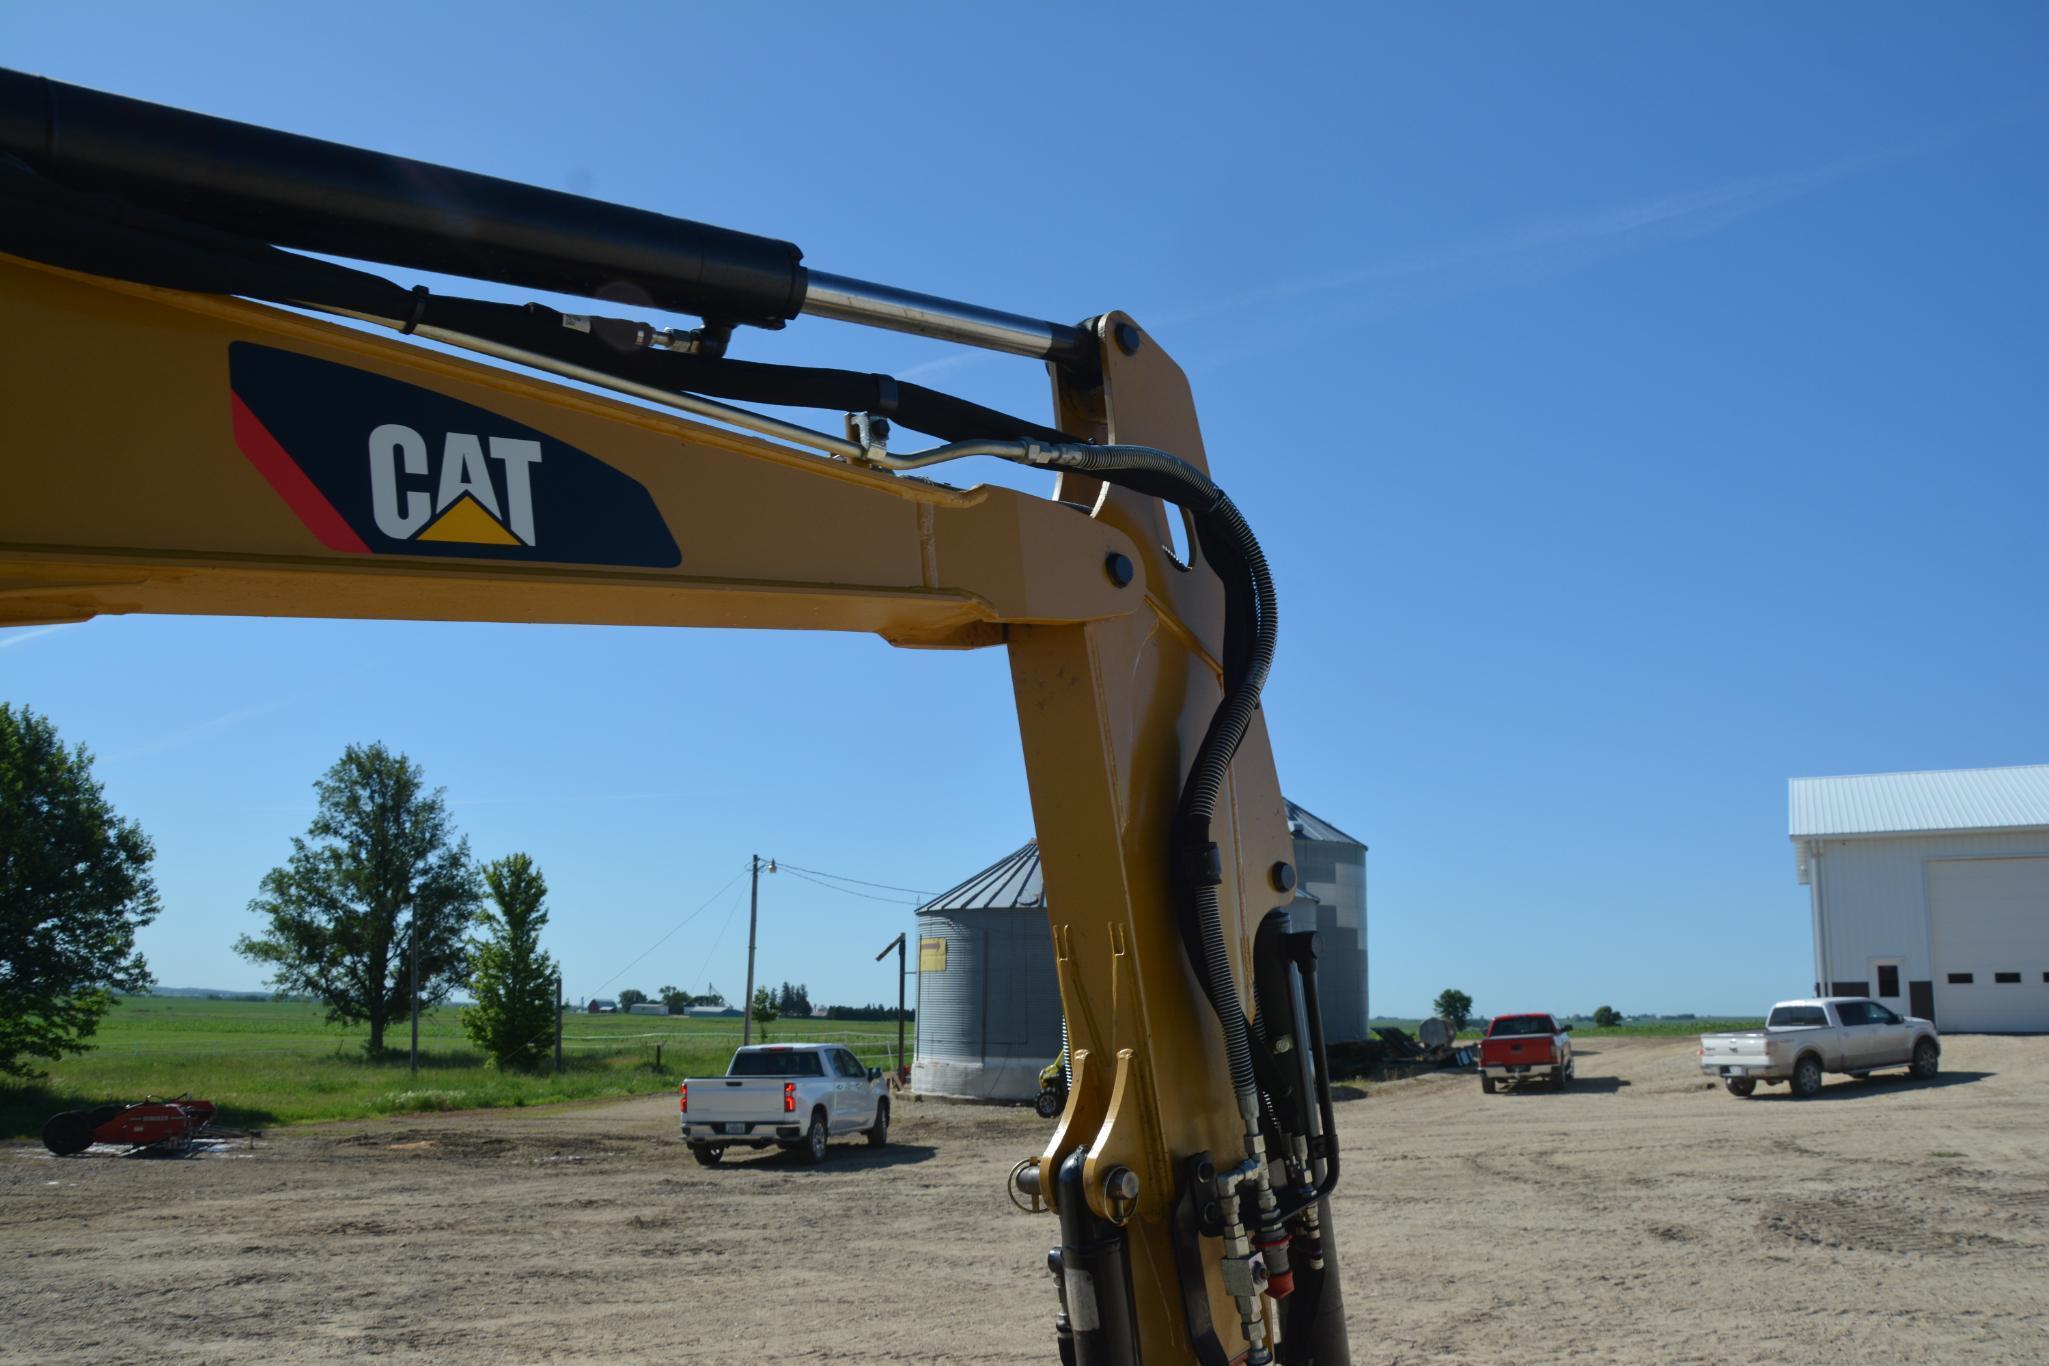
[0,67,1349,1365]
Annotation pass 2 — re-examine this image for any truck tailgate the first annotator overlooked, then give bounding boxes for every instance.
[1698,1033,1771,1066]
[1481,1037,1554,1066]
[683,1078,789,1121]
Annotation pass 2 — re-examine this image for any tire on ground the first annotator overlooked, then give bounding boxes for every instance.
[799,1110,829,1164]
[1480,1075,1496,1094]
[41,1111,95,1156]
[1912,1038,1940,1080]
[866,1101,889,1148]
[1792,1055,1824,1098]
[691,1144,724,1167]
[1724,1077,1756,1098]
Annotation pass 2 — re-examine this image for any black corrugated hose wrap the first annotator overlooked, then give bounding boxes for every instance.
[1055,447,1278,1112]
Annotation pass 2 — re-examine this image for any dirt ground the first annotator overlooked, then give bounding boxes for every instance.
[5,1035,2047,1364]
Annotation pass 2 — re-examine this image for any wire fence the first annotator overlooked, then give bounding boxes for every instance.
[557,1028,912,1046]
[555,1030,915,1077]
[71,1028,913,1065]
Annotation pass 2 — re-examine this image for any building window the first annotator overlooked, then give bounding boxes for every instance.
[1876,964,1900,998]
[1948,972,1974,985]
[1995,972,2021,984]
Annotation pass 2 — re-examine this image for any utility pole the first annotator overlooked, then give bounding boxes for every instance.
[875,932,907,1082]
[409,905,421,1076]
[741,854,774,1045]
[554,971,564,1075]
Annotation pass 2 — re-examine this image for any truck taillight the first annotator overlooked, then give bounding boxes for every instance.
[678,1083,687,1113]
[784,1081,796,1113]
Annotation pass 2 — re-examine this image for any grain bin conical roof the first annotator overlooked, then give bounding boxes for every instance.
[1285,799,1366,849]
[916,838,1043,913]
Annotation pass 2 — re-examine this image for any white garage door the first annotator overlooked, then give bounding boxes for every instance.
[1928,857,2049,1032]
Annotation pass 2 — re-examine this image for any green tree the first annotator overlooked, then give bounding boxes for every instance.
[618,988,649,1009]
[463,853,559,1071]
[750,985,779,1038]
[658,984,689,1013]
[1593,1005,1623,1028]
[1432,988,1474,1033]
[0,705,160,1079]
[236,743,481,1055]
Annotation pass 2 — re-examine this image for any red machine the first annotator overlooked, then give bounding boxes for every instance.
[40,1098,220,1155]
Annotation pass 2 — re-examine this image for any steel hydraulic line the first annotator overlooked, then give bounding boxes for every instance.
[0,67,1095,367]
[335,287,1290,1166]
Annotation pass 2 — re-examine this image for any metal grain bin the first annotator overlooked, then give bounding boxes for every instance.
[1284,800,1370,1043]
[911,840,1063,1102]
[912,803,1369,1100]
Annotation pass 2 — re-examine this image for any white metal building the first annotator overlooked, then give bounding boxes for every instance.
[1792,764,2049,1033]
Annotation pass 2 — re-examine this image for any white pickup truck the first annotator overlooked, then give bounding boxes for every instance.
[1699,997,1940,1098]
[679,1043,890,1165]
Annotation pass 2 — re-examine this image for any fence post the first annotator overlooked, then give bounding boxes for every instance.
[555,973,565,1075]
[655,1041,663,1071]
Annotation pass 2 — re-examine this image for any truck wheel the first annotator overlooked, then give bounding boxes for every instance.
[1724,1077,1756,1098]
[1791,1055,1823,1098]
[1480,1075,1496,1094]
[1553,1063,1570,1090]
[866,1101,889,1148]
[41,1111,95,1156]
[1034,1087,1064,1119]
[799,1110,829,1164]
[1911,1039,1939,1080]
[690,1144,724,1167]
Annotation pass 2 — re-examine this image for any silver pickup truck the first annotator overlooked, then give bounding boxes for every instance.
[1699,997,1940,1098]
[679,1043,889,1165]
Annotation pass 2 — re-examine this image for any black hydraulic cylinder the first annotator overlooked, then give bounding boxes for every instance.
[1054,1150,1140,1366]
[0,68,806,328]
[1279,1196,1351,1365]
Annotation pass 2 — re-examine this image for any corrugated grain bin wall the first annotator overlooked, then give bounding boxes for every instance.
[912,806,1367,1102]
[911,841,1063,1102]
[1285,800,1370,1044]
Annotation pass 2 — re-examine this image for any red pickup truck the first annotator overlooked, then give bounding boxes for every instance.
[1479,1013,1574,1093]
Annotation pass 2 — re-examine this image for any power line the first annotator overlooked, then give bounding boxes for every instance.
[775,860,937,898]
[779,865,925,905]
[687,878,749,1000]
[590,864,750,995]
[516,864,751,1062]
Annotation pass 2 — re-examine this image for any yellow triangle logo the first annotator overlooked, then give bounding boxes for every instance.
[417,494,521,546]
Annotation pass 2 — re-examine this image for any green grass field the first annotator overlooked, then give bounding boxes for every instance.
[1551,1018,1763,1038]
[0,997,915,1141]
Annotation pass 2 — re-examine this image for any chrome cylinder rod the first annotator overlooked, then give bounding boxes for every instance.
[803,271,1094,368]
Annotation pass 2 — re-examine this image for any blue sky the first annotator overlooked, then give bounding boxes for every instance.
[5,5,2044,1016]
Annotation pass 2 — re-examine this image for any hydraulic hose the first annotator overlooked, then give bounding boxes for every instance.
[0,161,1071,447]
[1012,443,1278,1118]
[2,139,1286,1140]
